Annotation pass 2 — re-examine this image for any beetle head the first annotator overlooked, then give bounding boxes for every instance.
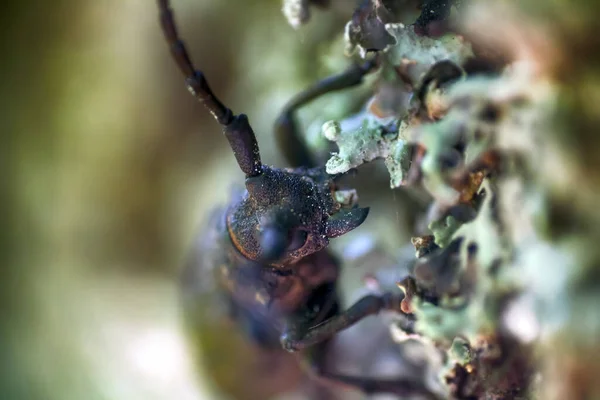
[205,112,367,267]
[226,165,369,267]
[157,0,370,269]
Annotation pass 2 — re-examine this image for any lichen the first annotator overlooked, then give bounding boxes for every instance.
[318,0,600,398]
[281,0,310,29]
[325,19,475,190]
[384,23,473,68]
[322,113,405,175]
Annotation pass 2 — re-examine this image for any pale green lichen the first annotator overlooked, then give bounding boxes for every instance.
[318,1,600,398]
[322,117,389,174]
[324,22,475,190]
[411,180,511,347]
[383,23,474,68]
[455,181,509,273]
[384,136,413,187]
[429,215,462,249]
[321,112,414,187]
[402,65,551,397]
[407,66,543,210]
[345,18,473,65]
[448,337,473,365]
[281,0,309,29]
[412,298,473,343]
[416,114,465,205]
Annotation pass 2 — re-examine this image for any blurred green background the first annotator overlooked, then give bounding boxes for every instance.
[1,1,416,399]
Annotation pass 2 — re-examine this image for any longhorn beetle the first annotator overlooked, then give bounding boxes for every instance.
[157,0,431,397]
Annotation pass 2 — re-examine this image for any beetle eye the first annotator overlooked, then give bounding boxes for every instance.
[287,229,308,252]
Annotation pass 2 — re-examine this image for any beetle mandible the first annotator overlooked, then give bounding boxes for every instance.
[157,0,425,397]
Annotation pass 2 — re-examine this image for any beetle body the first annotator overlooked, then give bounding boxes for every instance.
[181,166,359,399]
[158,0,441,398]
[182,163,366,345]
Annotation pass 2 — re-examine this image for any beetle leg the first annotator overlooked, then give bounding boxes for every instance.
[310,366,439,398]
[301,341,441,399]
[275,58,380,168]
[310,373,439,399]
[280,292,404,352]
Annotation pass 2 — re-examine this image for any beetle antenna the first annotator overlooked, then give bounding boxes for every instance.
[158,0,262,176]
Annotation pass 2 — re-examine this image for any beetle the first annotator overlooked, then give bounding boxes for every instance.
[157,1,437,398]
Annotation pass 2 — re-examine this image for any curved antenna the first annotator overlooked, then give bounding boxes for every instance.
[157,0,262,177]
